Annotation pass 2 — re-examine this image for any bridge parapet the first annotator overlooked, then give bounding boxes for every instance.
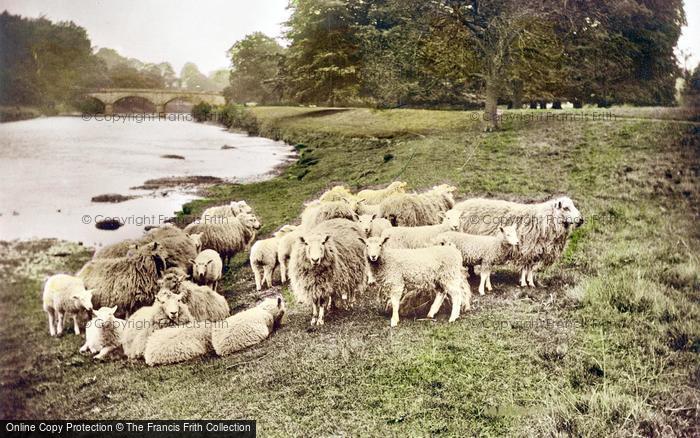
[86,89,225,114]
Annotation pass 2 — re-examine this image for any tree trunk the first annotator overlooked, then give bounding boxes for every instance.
[529,101,538,109]
[539,100,547,109]
[573,100,583,109]
[552,101,562,109]
[484,79,500,130]
[511,80,523,109]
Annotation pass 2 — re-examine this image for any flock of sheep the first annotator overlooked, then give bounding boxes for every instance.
[41,181,583,366]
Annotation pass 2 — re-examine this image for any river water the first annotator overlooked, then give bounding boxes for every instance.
[0,116,293,248]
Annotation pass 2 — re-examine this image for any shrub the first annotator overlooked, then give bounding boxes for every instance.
[192,102,212,122]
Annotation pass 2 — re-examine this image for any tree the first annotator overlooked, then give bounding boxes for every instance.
[226,32,284,103]
[180,62,218,92]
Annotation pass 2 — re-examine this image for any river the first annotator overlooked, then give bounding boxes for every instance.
[0,116,293,248]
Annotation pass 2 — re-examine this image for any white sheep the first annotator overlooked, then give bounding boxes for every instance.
[250,225,298,290]
[144,323,212,366]
[79,306,125,360]
[289,219,367,325]
[357,214,392,237]
[211,294,286,357]
[276,228,303,284]
[184,212,261,266]
[356,200,381,217]
[362,236,470,327]
[300,199,358,230]
[188,232,203,253]
[447,196,583,288]
[42,274,94,337]
[191,249,222,291]
[357,181,408,205]
[380,222,452,249]
[319,185,356,203]
[201,200,252,222]
[433,226,520,295]
[159,269,229,322]
[379,184,457,226]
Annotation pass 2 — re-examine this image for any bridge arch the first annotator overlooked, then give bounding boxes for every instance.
[86,89,225,115]
[113,95,156,113]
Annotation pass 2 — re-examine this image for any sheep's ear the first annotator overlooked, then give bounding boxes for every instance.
[371,214,376,220]
[277,296,282,308]
[206,259,214,266]
[499,226,505,234]
[321,234,331,244]
[298,236,306,245]
[151,241,159,251]
[381,236,390,246]
[557,201,562,209]
[108,306,117,315]
[188,258,195,264]
[358,237,367,245]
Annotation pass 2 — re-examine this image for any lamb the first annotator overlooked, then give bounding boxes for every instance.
[319,185,355,203]
[121,289,193,360]
[446,196,583,288]
[184,212,261,266]
[362,236,470,327]
[158,268,229,322]
[300,199,358,230]
[144,323,212,366]
[289,219,367,325]
[191,249,222,291]
[79,306,125,360]
[357,214,392,237]
[250,225,298,290]
[433,226,520,295]
[380,222,452,249]
[78,241,167,316]
[356,181,407,205]
[200,200,252,222]
[211,294,286,357]
[42,274,94,336]
[378,184,457,226]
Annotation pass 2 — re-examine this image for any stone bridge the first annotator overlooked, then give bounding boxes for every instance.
[86,88,225,114]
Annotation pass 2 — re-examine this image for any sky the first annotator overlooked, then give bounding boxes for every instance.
[1,0,698,74]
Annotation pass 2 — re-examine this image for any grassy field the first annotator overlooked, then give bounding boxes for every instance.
[1,106,698,436]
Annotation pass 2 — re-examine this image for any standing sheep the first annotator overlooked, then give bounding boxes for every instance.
[319,185,355,203]
[289,219,367,325]
[191,249,222,291]
[300,199,358,230]
[42,274,94,336]
[357,181,408,205]
[379,185,457,227]
[276,228,303,284]
[184,212,261,266]
[362,236,470,327]
[78,241,168,316]
[433,226,520,295]
[357,214,392,237]
[121,289,193,360]
[79,306,125,360]
[211,294,286,357]
[448,196,583,288]
[250,225,298,290]
[201,200,252,221]
[159,269,229,322]
[380,222,452,249]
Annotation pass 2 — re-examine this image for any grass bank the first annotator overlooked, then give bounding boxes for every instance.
[1,107,698,436]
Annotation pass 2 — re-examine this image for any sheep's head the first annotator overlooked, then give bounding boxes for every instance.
[360,236,389,263]
[498,225,520,247]
[442,209,462,231]
[357,214,376,237]
[188,232,203,252]
[229,200,252,215]
[298,233,331,266]
[258,294,286,328]
[239,213,262,230]
[155,289,185,321]
[386,181,407,192]
[71,288,94,312]
[432,235,454,248]
[192,258,215,283]
[159,268,186,291]
[274,224,297,237]
[91,305,117,322]
[553,196,583,229]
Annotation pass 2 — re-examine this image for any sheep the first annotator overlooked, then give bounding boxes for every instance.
[357,214,392,237]
[144,323,212,366]
[79,306,125,360]
[191,249,222,291]
[42,274,94,336]
[433,226,520,295]
[158,268,229,322]
[446,196,584,288]
[380,222,452,249]
[78,241,167,317]
[211,294,286,357]
[200,200,252,221]
[188,232,203,253]
[362,236,470,327]
[300,199,358,230]
[250,225,298,290]
[289,219,367,325]
[356,181,408,205]
[356,200,381,217]
[378,184,457,227]
[276,228,303,284]
[92,239,138,259]
[319,185,355,203]
[184,212,261,266]
[121,289,193,360]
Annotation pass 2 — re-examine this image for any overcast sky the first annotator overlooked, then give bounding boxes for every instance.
[1,0,699,74]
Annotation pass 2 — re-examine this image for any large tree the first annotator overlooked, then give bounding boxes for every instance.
[226,32,284,104]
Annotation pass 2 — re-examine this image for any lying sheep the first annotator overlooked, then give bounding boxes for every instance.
[79,241,167,317]
[319,185,355,203]
[121,289,193,360]
[42,274,94,336]
[212,294,286,357]
[192,249,222,291]
[289,219,367,325]
[357,181,407,205]
[79,306,125,360]
[144,323,212,366]
[201,200,252,222]
[433,226,520,295]
[362,236,470,327]
[448,196,583,288]
[250,225,298,290]
[276,228,303,284]
[380,222,452,249]
[92,239,138,259]
[357,214,392,237]
[379,184,457,226]
[184,212,261,266]
[159,269,229,322]
[300,199,358,230]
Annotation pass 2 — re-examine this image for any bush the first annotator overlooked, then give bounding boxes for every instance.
[192,102,212,122]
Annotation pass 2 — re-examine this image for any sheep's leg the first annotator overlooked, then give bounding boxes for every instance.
[56,312,65,336]
[519,268,528,287]
[263,266,273,288]
[72,314,81,335]
[46,308,57,337]
[485,271,493,292]
[213,281,218,292]
[252,264,262,291]
[427,292,446,319]
[79,341,89,354]
[478,271,488,295]
[527,268,536,288]
[317,298,326,326]
[366,264,376,285]
[389,289,403,327]
[279,258,287,283]
[310,301,318,326]
[447,282,463,323]
[94,346,117,360]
